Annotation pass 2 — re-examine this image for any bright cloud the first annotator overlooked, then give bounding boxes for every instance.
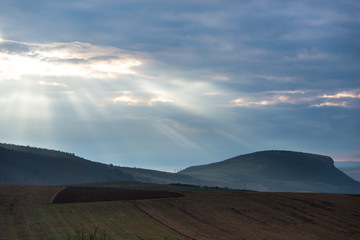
[312,101,348,107]
[232,98,272,107]
[312,90,360,108]
[0,40,142,81]
[112,95,141,105]
[38,81,67,87]
[148,96,173,106]
[112,94,174,106]
[202,91,223,96]
[232,89,360,108]
[232,90,310,107]
[321,90,360,99]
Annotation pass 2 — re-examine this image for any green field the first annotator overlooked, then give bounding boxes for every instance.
[0,185,187,240]
[1,184,360,240]
[36,201,186,240]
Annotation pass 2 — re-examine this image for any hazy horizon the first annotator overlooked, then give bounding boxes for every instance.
[0,0,359,171]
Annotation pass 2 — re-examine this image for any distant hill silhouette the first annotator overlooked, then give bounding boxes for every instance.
[0,144,134,185]
[0,143,201,186]
[179,150,360,193]
[337,166,360,182]
[1,144,359,193]
[0,143,81,160]
[120,166,206,185]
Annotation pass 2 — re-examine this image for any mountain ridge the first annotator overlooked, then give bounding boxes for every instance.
[1,143,359,193]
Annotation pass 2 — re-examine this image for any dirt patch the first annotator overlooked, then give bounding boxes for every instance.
[0,184,65,206]
[52,186,185,203]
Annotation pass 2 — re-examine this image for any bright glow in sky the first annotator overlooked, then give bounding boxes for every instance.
[0,40,142,80]
[0,0,359,170]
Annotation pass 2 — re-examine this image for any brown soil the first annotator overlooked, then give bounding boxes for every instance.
[136,191,360,240]
[1,184,359,240]
[0,184,65,205]
[52,186,185,203]
[0,184,187,240]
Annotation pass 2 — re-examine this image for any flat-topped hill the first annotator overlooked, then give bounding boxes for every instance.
[180,150,360,193]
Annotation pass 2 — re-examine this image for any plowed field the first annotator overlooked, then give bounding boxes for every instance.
[1,184,359,240]
[53,186,184,203]
[137,191,360,240]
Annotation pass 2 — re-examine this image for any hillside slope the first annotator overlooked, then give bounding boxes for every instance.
[180,150,360,193]
[121,166,207,186]
[0,143,202,186]
[0,143,83,161]
[0,146,134,185]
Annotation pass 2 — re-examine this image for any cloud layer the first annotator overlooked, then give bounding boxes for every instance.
[0,40,142,80]
[0,0,359,169]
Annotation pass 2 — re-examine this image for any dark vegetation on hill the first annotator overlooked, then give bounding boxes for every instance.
[1,143,359,193]
[120,166,206,185]
[0,143,202,186]
[0,143,81,160]
[0,145,133,185]
[180,150,360,193]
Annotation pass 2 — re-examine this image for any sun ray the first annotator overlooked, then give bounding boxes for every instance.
[151,119,200,150]
[0,77,55,146]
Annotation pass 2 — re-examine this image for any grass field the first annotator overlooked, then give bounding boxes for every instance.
[36,201,186,240]
[1,184,360,240]
[0,185,187,240]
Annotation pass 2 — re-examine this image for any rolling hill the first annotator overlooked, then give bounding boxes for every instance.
[179,150,360,193]
[1,143,360,193]
[0,143,202,186]
[0,145,133,185]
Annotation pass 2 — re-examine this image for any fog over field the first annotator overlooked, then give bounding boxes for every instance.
[0,0,359,171]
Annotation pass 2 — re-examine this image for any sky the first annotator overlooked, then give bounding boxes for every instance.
[0,0,359,171]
